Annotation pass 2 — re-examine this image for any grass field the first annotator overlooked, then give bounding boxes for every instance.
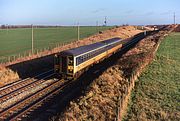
[0,26,112,58]
[124,32,180,120]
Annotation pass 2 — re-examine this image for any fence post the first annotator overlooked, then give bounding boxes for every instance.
[8,56,10,63]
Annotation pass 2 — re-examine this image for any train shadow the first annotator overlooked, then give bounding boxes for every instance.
[7,54,54,80]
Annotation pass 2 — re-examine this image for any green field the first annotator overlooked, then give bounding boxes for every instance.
[124,33,180,120]
[0,26,112,60]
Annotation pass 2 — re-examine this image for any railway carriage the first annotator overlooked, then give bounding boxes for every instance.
[54,37,123,80]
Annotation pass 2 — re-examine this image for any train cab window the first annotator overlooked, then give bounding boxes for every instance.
[68,56,73,66]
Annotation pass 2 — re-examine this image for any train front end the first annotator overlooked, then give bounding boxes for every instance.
[54,53,74,80]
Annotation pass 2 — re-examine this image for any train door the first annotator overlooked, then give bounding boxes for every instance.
[61,56,67,74]
[67,56,74,79]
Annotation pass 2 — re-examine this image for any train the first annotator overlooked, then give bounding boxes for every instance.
[54,37,125,80]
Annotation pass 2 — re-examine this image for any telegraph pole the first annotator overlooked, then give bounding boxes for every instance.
[6,24,8,34]
[104,16,107,26]
[96,21,98,32]
[77,22,80,41]
[31,24,34,54]
[174,12,176,25]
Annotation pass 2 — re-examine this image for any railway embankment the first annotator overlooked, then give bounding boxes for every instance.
[51,26,176,121]
[0,68,19,87]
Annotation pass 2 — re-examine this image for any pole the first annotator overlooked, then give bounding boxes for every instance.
[6,24,8,34]
[31,24,34,54]
[96,21,98,32]
[77,22,80,41]
[174,12,176,25]
[104,16,107,26]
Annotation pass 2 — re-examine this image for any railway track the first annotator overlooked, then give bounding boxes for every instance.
[0,73,55,107]
[0,79,68,121]
[10,79,71,121]
[0,70,56,120]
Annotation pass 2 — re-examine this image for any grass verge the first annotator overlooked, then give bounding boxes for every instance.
[124,32,180,121]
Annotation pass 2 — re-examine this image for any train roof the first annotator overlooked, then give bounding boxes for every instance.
[60,37,122,57]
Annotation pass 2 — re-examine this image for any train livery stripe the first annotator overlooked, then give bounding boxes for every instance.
[74,44,122,73]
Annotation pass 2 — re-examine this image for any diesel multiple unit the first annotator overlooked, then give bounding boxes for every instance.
[54,37,123,80]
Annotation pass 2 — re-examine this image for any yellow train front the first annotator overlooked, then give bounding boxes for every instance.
[54,37,123,80]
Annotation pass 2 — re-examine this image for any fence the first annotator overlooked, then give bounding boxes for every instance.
[0,40,74,66]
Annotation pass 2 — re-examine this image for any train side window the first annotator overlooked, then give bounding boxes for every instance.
[84,55,86,61]
[85,55,87,61]
[76,58,79,65]
[93,51,95,56]
[82,56,84,61]
[86,54,88,60]
[77,57,80,65]
[84,55,87,60]
[80,56,83,61]
[79,57,81,63]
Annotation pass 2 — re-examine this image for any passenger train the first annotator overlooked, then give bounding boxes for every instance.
[54,37,124,80]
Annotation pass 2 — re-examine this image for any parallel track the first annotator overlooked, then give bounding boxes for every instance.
[0,73,54,105]
[0,69,53,97]
[0,79,66,120]
[0,69,55,120]
[10,79,70,121]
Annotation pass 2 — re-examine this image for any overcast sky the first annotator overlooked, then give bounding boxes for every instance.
[0,0,179,26]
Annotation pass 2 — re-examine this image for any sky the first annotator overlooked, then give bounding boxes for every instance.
[0,0,180,26]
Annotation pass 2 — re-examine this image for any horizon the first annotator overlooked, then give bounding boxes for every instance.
[0,24,173,27]
[0,0,180,26]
